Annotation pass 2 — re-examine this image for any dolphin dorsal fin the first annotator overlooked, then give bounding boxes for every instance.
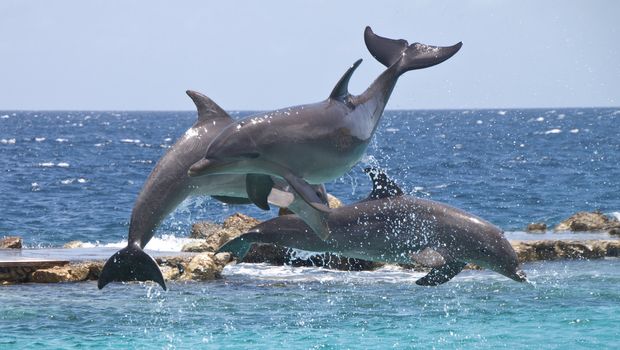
[186,90,233,124]
[363,167,403,199]
[328,59,362,102]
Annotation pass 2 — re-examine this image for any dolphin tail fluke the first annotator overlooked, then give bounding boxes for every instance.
[218,236,254,261]
[98,244,166,290]
[364,26,462,76]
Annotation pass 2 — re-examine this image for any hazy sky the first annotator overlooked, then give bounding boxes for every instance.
[1,1,618,110]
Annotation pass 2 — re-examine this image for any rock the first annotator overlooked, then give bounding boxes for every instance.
[222,213,260,233]
[179,253,225,281]
[181,240,212,252]
[242,243,291,265]
[554,211,618,232]
[30,264,90,283]
[526,223,547,232]
[609,228,620,235]
[0,236,22,249]
[63,240,84,249]
[327,194,343,209]
[190,221,223,239]
[214,252,233,265]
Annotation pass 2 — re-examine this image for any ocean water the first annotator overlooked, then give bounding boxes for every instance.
[1,108,620,348]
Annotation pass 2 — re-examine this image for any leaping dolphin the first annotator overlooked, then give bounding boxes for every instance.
[219,169,527,286]
[188,27,462,241]
[98,91,328,290]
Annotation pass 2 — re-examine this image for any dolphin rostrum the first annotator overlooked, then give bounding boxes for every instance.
[98,91,327,290]
[219,168,527,286]
[188,27,462,241]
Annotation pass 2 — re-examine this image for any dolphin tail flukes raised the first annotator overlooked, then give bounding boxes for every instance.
[364,26,462,75]
[98,245,166,290]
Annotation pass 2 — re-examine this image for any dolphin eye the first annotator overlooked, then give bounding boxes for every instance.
[315,191,324,199]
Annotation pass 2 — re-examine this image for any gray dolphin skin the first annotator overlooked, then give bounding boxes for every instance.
[219,169,527,286]
[98,91,327,290]
[188,27,463,241]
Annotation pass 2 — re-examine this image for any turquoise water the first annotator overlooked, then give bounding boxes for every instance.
[2,259,619,349]
[1,109,619,348]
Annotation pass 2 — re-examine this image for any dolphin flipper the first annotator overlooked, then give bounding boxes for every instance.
[364,26,462,75]
[415,261,467,286]
[280,172,331,240]
[218,235,255,261]
[246,174,275,211]
[98,244,166,290]
[211,195,253,205]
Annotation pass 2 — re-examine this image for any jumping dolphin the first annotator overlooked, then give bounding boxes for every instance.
[219,169,527,286]
[98,91,328,290]
[188,27,463,241]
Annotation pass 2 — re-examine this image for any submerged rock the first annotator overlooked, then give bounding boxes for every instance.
[0,236,22,249]
[554,211,620,232]
[526,223,547,232]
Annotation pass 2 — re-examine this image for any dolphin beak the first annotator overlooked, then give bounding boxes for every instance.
[188,159,214,177]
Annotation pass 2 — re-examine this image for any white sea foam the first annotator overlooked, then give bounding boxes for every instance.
[38,162,55,167]
[385,127,399,133]
[57,162,70,168]
[536,117,545,122]
[611,212,620,221]
[545,129,562,135]
[570,129,579,133]
[35,137,46,142]
[61,178,74,185]
[55,138,69,143]
[38,162,69,168]
[0,114,9,119]
[476,120,483,125]
[31,182,41,191]
[82,234,198,252]
[1,138,16,144]
[120,138,141,144]
[497,110,507,116]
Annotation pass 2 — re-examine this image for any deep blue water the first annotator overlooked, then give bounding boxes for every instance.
[1,109,619,246]
[1,109,620,348]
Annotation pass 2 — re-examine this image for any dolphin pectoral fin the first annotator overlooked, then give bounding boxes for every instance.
[416,261,467,286]
[211,195,253,205]
[98,245,166,290]
[279,172,331,240]
[246,174,275,211]
[218,236,254,261]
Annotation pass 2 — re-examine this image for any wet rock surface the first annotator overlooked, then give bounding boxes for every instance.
[0,236,22,249]
[554,211,620,232]
[526,223,547,232]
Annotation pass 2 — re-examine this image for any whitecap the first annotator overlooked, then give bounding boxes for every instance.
[77,178,87,183]
[35,137,46,142]
[164,137,172,142]
[1,138,16,144]
[385,127,399,132]
[57,162,70,168]
[120,138,141,144]
[38,162,55,167]
[570,129,579,133]
[611,212,620,221]
[55,138,69,143]
[544,129,561,135]
[497,110,507,116]
[0,114,9,119]
[476,120,483,125]
[536,117,545,122]
[31,182,41,191]
[82,234,197,252]
[61,178,75,185]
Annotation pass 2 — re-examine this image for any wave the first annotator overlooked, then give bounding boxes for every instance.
[81,234,199,252]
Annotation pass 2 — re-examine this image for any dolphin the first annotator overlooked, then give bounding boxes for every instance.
[98,91,328,290]
[188,27,463,241]
[219,168,527,286]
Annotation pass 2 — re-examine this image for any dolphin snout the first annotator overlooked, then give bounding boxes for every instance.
[188,159,214,177]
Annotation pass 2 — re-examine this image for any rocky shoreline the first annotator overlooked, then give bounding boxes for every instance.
[1,210,619,286]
